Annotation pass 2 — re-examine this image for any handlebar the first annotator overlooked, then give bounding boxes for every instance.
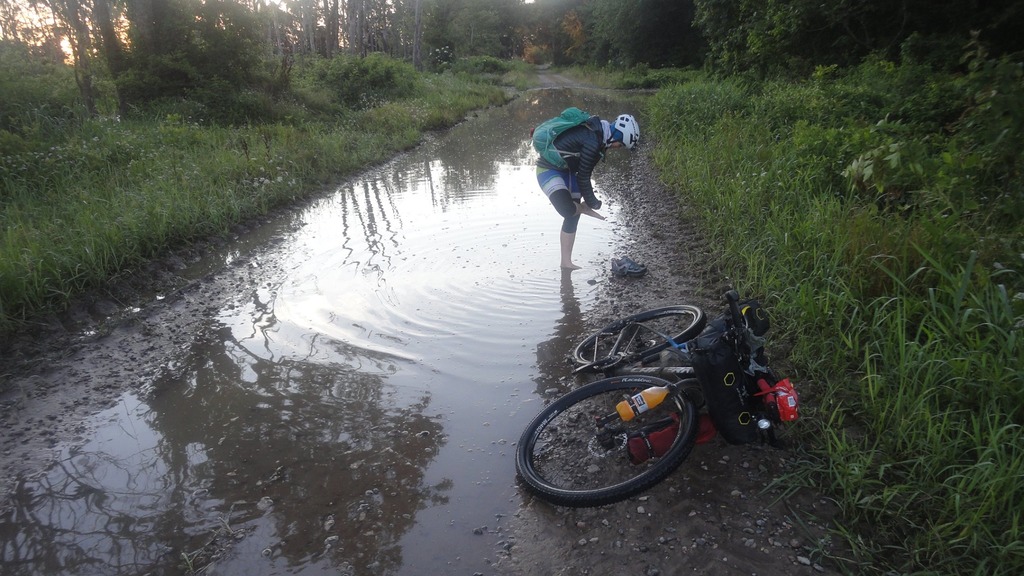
[724,289,742,330]
[722,289,747,345]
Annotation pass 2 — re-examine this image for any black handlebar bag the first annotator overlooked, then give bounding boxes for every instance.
[691,310,764,444]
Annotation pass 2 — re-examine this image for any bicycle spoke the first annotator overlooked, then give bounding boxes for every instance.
[572,306,706,372]
[516,376,699,507]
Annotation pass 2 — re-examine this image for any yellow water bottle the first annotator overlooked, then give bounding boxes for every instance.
[615,386,671,421]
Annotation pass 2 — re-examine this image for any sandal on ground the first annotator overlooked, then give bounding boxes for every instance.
[611,257,648,277]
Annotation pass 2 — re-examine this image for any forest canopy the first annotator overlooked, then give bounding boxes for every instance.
[3,0,1021,120]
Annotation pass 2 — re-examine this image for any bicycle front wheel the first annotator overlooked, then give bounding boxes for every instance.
[572,305,706,372]
[515,375,700,507]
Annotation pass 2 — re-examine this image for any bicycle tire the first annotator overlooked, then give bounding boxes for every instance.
[572,305,706,372]
[515,375,700,507]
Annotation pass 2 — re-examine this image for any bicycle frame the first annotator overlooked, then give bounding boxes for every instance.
[588,290,799,444]
[515,291,800,506]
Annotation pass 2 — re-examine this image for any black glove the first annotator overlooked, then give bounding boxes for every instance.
[584,195,602,210]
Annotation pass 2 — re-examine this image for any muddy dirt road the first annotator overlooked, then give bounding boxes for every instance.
[1,76,838,576]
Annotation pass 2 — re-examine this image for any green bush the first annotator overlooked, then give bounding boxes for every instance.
[299,53,420,109]
[450,55,514,75]
[952,44,1024,225]
[0,41,81,140]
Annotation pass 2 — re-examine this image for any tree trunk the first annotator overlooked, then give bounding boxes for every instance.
[92,0,127,115]
[324,0,339,56]
[299,0,316,54]
[52,0,96,116]
[348,0,364,56]
[413,0,422,70]
[125,0,156,53]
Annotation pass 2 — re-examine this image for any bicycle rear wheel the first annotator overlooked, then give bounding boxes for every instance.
[572,305,706,372]
[515,375,700,507]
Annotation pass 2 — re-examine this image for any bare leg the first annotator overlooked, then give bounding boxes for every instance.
[560,231,580,270]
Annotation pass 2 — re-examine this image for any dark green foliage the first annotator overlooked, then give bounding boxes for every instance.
[693,0,1024,76]
[450,56,516,75]
[117,0,264,123]
[588,0,703,68]
[423,0,522,60]
[0,41,81,146]
[299,54,420,110]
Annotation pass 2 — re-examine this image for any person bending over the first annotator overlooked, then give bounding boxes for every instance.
[535,113,639,270]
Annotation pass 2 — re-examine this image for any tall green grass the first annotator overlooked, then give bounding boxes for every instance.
[646,58,1024,575]
[0,54,509,331]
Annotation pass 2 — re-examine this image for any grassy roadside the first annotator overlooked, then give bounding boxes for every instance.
[1,57,522,334]
[641,58,1023,574]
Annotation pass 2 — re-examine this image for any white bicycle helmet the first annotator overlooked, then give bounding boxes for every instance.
[612,114,640,149]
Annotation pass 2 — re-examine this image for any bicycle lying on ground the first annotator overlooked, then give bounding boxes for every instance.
[515,290,800,507]
[570,304,706,375]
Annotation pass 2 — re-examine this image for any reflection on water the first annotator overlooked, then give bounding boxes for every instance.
[534,269,590,396]
[0,87,644,575]
[1,325,445,576]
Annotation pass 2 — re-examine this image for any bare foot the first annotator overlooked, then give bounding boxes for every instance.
[579,205,606,220]
[561,262,581,270]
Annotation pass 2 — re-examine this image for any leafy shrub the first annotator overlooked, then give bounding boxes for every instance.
[0,41,80,139]
[953,42,1024,225]
[301,53,419,109]
[428,46,455,72]
[450,56,514,75]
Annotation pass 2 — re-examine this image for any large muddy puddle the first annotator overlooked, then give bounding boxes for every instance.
[1,88,647,575]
